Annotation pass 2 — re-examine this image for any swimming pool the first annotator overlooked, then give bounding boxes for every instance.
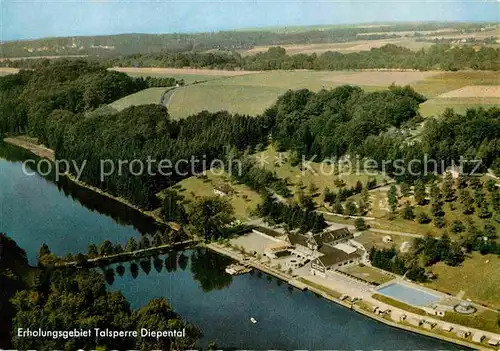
[377,282,441,307]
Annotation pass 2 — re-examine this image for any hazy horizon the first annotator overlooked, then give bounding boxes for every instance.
[1,0,498,41]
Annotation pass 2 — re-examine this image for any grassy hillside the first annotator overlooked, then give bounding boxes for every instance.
[107,69,497,120]
[420,98,499,117]
[165,70,498,119]
[425,253,500,310]
[109,87,167,111]
[159,170,261,220]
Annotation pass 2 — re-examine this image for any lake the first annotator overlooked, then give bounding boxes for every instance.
[0,143,464,349]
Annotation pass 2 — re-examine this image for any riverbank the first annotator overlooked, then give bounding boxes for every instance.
[3,136,170,227]
[4,136,55,161]
[207,242,498,350]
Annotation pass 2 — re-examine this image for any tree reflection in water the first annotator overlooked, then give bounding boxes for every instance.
[139,258,152,275]
[153,256,163,273]
[178,251,189,271]
[190,248,233,292]
[106,248,233,293]
[130,262,139,279]
[165,251,178,272]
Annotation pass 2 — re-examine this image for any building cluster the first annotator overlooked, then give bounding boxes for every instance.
[254,225,364,276]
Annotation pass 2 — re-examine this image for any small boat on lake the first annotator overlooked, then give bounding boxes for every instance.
[250,317,257,324]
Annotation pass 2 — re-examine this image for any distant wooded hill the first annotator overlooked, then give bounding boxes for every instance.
[0,22,494,58]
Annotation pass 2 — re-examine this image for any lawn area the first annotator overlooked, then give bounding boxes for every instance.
[420,97,499,118]
[340,264,395,285]
[349,187,391,218]
[351,182,500,237]
[109,87,167,111]
[298,277,342,298]
[159,169,261,220]
[440,309,500,334]
[425,253,500,310]
[355,230,410,251]
[255,145,389,205]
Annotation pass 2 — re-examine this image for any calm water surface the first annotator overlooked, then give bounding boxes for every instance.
[0,143,465,349]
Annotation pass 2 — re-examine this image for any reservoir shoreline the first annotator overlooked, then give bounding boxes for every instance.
[2,137,489,349]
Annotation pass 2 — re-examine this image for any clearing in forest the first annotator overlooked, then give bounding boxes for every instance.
[160,170,261,221]
[109,87,167,111]
[0,67,20,76]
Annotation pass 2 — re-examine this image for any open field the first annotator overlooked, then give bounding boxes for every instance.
[256,145,389,203]
[167,83,283,118]
[166,70,436,118]
[412,71,500,98]
[420,97,499,117]
[357,28,458,37]
[437,85,499,98]
[426,27,499,40]
[109,87,167,111]
[412,71,499,116]
[164,70,498,119]
[243,38,434,55]
[322,71,438,86]
[4,64,496,119]
[160,169,261,220]
[425,253,500,310]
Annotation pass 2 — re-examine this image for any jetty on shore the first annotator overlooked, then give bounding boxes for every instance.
[225,263,253,275]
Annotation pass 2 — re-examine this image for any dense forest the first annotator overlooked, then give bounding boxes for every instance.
[1,61,499,210]
[102,44,499,71]
[265,87,500,180]
[0,233,30,347]
[265,85,426,159]
[0,60,178,136]
[4,44,499,71]
[1,22,490,57]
